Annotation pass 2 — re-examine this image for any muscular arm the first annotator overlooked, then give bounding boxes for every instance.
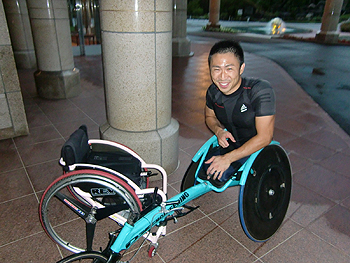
[205,108,275,179]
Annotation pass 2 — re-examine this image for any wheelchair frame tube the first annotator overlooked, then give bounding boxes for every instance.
[110,182,213,253]
[238,140,280,186]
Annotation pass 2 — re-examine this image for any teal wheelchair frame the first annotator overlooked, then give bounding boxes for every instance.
[39,128,292,263]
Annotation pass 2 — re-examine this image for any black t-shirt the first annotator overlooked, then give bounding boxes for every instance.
[206,77,275,147]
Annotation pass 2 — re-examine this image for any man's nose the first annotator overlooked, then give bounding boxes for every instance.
[220,70,227,79]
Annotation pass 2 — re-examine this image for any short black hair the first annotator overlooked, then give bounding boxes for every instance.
[208,40,244,66]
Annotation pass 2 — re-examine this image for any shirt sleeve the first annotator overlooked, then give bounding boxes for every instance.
[206,86,214,110]
[250,80,276,116]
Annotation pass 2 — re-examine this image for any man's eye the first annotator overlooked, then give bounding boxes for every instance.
[227,68,233,71]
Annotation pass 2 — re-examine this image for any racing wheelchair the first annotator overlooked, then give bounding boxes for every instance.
[39,125,292,262]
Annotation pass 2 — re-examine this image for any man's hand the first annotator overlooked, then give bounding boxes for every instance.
[205,154,231,180]
[216,129,236,148]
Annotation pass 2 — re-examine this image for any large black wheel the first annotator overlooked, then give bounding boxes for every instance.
[39,170,142,253]
[238,145,292,242]
[181,161,200,192]
[57,251,108,263]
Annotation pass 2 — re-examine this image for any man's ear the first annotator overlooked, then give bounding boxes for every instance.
[240,63,246,75]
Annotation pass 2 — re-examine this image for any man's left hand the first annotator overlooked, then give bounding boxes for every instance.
[205,155,231,180]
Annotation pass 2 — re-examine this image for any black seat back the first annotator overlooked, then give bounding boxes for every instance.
[61,125,90,169]
[61,125,143,187]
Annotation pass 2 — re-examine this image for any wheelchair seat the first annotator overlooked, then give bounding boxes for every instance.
[60,125,142,186]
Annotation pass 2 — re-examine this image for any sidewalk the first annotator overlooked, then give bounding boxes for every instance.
[0,26,350,262]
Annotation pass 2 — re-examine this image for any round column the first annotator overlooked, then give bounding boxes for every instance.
[206,0,221,29]
[316,0,344,43]
[27,0,80,99]
[100,0,179,173]
[3,0,36,69]
[0,0,29,139]
[172,0,193,57]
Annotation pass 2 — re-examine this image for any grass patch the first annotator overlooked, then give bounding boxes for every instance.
[203,26,244,33]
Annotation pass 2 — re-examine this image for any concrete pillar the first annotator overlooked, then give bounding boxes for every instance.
[172,0,192,57]
[0,1,29,139]
[27,0,80,99]
[206,0,220,29]
[99,0,179,173]
[316,0,344,43]
[2,0,36,69]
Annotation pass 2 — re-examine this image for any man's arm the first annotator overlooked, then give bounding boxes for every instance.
[205,114,275,180]
[205,106,235,148]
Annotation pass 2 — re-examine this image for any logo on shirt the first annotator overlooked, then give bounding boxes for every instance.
[240,104,248,113]
[215,103,224,108]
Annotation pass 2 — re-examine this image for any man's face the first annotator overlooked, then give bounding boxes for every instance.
[210,52,245,95]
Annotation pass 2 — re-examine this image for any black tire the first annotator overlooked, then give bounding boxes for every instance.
[39,170,142,253]
[180,161,200,192]
[57,251,108,263]
[238,145,292,242]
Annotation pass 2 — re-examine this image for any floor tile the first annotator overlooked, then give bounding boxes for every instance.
[275,118,320,137]
[17,138,65,166]
[287,182,336,227]
[288,152,313,173]
[293,164,350,202]
[0,232,61,262]
[0,195,42,246]
[26,160,63,192]
[13,124,62,147]
[0,169,33,202]
[273,127,298,145]
[302,128,349,151]
[0,139,23,173]
[319,151,350,178]
[260,229,350,263]
[284,137,336,162]
[308,204,350,257]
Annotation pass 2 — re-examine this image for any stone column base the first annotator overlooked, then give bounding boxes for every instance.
[100,118,179,177]
[34,68,81,99]
[315,31,340,44]
[172,37,194,57]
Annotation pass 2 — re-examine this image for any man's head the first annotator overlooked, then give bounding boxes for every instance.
[208,40,245,95]
[208,40,244,67]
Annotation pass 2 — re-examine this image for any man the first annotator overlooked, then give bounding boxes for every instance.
[204,40,275,182]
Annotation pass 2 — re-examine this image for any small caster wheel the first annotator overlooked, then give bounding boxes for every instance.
[148,243,158,257]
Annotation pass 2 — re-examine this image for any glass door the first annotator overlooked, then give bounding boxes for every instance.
[68,0,101,56]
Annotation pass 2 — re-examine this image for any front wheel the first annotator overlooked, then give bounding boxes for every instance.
[57,251,108,263]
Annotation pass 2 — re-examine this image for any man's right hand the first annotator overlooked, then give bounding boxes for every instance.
[216,129,236,148]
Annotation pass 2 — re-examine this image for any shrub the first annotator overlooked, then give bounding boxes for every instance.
[340,14,350,22]
[340,21,350,32]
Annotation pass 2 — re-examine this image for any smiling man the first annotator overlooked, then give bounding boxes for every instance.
[204,40,276,182]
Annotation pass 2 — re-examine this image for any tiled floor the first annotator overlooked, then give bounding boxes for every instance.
[1,36,350,262]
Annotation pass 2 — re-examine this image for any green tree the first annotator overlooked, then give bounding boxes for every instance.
[188,0,210,16]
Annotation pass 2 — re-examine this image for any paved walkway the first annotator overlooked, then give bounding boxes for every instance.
[0,22,350,262]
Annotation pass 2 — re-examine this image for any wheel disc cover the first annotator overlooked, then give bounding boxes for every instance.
[239,145,292,241]
[256,166,285,221]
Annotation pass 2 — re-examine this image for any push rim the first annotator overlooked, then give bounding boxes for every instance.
[39,171,142,253]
